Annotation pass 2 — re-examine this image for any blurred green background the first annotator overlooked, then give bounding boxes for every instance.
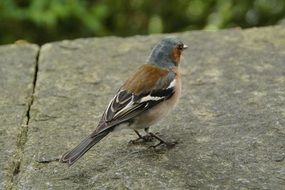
[0,0,284,45]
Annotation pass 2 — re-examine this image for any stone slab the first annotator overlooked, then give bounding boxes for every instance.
[17,26,285,189]
[0,44,39,189]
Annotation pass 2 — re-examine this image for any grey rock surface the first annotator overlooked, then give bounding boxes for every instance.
[0,44,39,189]
[1,26,285,189]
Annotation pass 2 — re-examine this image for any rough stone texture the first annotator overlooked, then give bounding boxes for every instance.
[0,44,39,189]
[1,26,284,189]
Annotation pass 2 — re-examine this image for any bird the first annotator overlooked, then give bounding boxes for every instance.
[60,37,188,166]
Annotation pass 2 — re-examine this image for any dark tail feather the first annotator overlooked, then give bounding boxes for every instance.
[60,130,110,166]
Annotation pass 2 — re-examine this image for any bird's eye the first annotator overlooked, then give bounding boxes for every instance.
[177,44,184,50]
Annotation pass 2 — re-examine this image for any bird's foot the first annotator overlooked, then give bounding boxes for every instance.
[147,132,178,149]
[148,140,177,149]
[129,129,155,144]
[129,134,154,144]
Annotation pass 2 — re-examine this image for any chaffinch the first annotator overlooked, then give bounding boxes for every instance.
[61,37,188,166]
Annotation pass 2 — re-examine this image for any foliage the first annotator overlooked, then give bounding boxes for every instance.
[0,0,284,44]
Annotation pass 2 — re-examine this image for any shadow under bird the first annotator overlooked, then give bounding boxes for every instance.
[60,37,188,166]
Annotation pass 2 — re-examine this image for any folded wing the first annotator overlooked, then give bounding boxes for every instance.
[93,65,176,136]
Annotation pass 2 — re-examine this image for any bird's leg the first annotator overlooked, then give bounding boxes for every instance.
[129,129,154,144]
[129,129,144,144]
[134,129,143,139]
[142,127,155,141]
[148,132,177,148]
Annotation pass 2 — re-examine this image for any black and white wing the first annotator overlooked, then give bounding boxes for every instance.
[93,71,176,135]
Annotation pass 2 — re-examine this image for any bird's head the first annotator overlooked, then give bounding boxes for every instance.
[147,37,188,68]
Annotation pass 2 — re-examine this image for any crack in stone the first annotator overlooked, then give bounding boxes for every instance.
[6,46,40,189]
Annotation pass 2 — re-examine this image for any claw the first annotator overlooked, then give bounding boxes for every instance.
[148,140,177,149]
[147,132,177,149]
[129,134,154,144]
[148,141,163,149]
[130,129,177,148]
